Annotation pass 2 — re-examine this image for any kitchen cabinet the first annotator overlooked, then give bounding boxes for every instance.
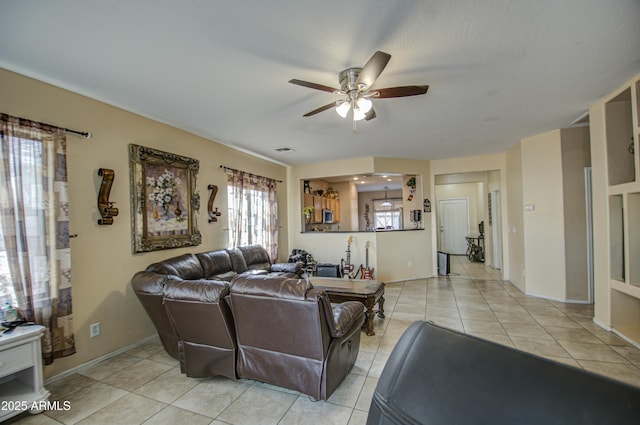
[304,194,341,224]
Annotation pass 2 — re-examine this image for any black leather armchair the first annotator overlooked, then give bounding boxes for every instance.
[367,321,640,425]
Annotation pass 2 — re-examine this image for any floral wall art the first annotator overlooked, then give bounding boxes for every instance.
[129,144,201,252]
[145,165,188,235]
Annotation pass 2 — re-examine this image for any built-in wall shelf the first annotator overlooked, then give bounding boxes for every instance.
[608,182,638,195]
[605,87,635,186]
[611,289,640,347]
[611,280,640,300]
[636,80,640,126]
[629,192,640,288]
[602,75,640,346]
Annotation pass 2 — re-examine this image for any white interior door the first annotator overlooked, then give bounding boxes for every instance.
[491,190,502,270]
[438,199,469,255]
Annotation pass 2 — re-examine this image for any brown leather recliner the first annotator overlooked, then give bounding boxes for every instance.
[228,274,365,400]
[131,270,181,360]
[132,253,206,360]
[163,277,237,379]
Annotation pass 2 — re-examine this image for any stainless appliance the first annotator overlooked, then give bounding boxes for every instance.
[322,209,334,224]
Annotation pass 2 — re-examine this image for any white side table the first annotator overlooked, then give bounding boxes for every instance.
[0,325,49,422]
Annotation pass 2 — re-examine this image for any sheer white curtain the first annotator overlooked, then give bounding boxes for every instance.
[227,170,279,260]
[373,198,403,230]
[0,114,75,364]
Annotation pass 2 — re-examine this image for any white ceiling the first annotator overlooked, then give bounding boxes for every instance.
[1,1,639,166]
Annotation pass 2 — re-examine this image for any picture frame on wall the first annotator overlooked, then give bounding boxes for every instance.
[129,144,201,253]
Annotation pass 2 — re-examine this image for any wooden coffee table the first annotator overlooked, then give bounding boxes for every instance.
[312,277,385,336]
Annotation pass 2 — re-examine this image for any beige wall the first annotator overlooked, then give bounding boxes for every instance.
[589,100,612,326]
[0,68,288,378]
[521,130,566,300]
[506,143,525,290]
[376,230,431,282]
[509,127,591,302]
[561,127,591,301]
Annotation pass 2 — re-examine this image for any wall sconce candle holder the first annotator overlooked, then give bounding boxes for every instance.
[97,168,119,225]
[208,184,222,223]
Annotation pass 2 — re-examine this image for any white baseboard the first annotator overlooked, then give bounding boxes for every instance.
[592,317,611,331]
[610,328,640,349]
[524,290,592,304]
[384,275,434,284]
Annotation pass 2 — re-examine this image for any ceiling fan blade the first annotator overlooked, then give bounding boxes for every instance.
[372,85,429,98]
[356,51,391,89]
[303,101,338,117]
[365,108,376,121]
[289,79,340,93]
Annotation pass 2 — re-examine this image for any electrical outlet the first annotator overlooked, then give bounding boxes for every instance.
[90,322,100,338]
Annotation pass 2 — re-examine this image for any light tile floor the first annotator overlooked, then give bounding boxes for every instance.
[10,256,640,424]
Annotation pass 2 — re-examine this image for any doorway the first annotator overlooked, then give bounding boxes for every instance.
[438,199,469,255]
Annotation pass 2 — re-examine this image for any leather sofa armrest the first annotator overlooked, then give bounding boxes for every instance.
[270,262,303,276]
[328,301,365,338]
[131,271,171,294]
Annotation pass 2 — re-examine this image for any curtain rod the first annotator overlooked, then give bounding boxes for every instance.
[64,128,92,139]
[220,165,283,183]
[1,112,92,139]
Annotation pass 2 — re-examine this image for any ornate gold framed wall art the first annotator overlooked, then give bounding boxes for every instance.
[129,144,201,253]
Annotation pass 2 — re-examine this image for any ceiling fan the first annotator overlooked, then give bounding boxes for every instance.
[289,51,429,129]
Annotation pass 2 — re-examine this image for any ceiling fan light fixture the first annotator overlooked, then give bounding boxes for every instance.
[353,107,366,121]
[336,101,350,118]
[357,97,372,114]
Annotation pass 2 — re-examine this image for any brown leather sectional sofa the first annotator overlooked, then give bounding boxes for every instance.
[131,245,365,399]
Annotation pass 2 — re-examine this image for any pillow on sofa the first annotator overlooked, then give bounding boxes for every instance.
[238,245,271,272]
[226,248,249,273]
[196,250,237,281]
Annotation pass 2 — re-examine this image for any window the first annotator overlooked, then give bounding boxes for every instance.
[0,114,75,364]
[226,170,279,259]
[373,198,403,230]
[0,137,45,307]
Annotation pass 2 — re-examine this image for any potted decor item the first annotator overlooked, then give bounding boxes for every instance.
[303,206,315,224]
[406,176,416,201]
